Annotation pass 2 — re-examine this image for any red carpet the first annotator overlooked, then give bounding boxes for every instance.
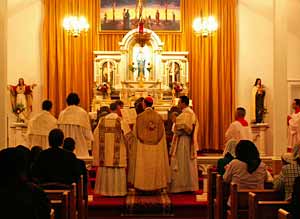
[88,192,208,219]
[87,167,208,218]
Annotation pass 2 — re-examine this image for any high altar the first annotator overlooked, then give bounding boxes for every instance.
[92,28,189,111]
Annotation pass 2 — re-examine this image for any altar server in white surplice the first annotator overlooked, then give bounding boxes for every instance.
[225,107,252,143]
[169,96,199,193]
[58,93,93,157]
[26,100,57,149]
[131,96,170,191]
[93,102,133,196]
[287,99,300,149]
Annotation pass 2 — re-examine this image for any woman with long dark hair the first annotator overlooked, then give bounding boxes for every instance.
[223,140,267,189]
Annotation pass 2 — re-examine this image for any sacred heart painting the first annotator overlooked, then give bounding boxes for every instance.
[99,0,182,32]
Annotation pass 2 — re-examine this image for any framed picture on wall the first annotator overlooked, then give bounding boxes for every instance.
[99,0,182,32]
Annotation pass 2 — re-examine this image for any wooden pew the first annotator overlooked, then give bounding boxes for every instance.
[213,174,230,219]
[44,183,77,219]
[248,192,290,219]
[46,190,70,219]
[207,166,217,219]
[278,209,292,219]
[50,209,55,219]
[227,183,281,219]
[77,175,87,219]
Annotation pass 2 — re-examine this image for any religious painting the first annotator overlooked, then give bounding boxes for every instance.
[99,0,182,32]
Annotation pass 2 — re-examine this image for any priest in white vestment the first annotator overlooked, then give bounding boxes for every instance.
[169,96,199,193]
[26,100,57,149]
[287,99,300,149]
[225,107,252,143]
[93,102,132,196]
[58,93,93,157]
[130,96,170,191]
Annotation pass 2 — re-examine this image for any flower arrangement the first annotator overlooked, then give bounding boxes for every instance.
[97,83,110,99]
[173,82,183,98]
[128,63,136,73]
[13,103,25,122]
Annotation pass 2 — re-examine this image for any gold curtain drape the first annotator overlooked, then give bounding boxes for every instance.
[43,0,236,150]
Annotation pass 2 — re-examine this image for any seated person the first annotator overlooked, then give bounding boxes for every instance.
[0,148,50,219]
[223,140,268,190]
[32,128,80,185]
[291,176,300,219]
[29,146,43,181]
[281,152,293,166]
[217,139,238,176]
[63,137,88,198]
[274,144,300,200]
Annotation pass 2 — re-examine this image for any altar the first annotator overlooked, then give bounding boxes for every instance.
[92,28,190,111]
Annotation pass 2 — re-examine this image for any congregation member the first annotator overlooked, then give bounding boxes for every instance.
[32,128,80,185]
[223,140,268,190]
[129,96,170,191]
[26,100,57,149]
[0,148,50,219]
[58,93,94,157]
[15,145,31,178]
[291,176,300,219]
[169,95,199,193]
[274,144,300,200]
[287,99,300,150]
[217,139,238,176]
[63,137,88,198]
[225,107,252,143]
[29,146,43,180]
[93,102,132,196]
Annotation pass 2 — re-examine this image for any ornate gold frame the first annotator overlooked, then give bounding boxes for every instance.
[97,0,184,33]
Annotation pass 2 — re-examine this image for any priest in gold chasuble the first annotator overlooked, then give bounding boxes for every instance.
[169,96,199,193]
[93,102,132,196]
[132,97,170,191]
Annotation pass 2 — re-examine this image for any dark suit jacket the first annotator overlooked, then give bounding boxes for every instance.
[32,147,80,185]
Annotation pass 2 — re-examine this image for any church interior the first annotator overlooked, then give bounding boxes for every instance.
[0,0,300,218]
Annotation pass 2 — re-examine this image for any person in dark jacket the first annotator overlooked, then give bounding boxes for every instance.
[63,137,88,198]
[0,147,50,219]
[32,128,80,185]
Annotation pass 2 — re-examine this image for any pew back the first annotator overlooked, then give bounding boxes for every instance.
[278,208,292,219]
[207,166,217,219]
[248,192,290,219]
[228,183,280,219]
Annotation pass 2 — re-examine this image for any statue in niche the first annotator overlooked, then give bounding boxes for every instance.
[168,62,180,88]
[101,61,114,85]
[251,78,266,123]
[132,44,152,81]
[7,78,36,121]
[136,48,146,80]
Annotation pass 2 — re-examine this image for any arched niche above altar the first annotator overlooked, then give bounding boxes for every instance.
[119,28,164,83]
